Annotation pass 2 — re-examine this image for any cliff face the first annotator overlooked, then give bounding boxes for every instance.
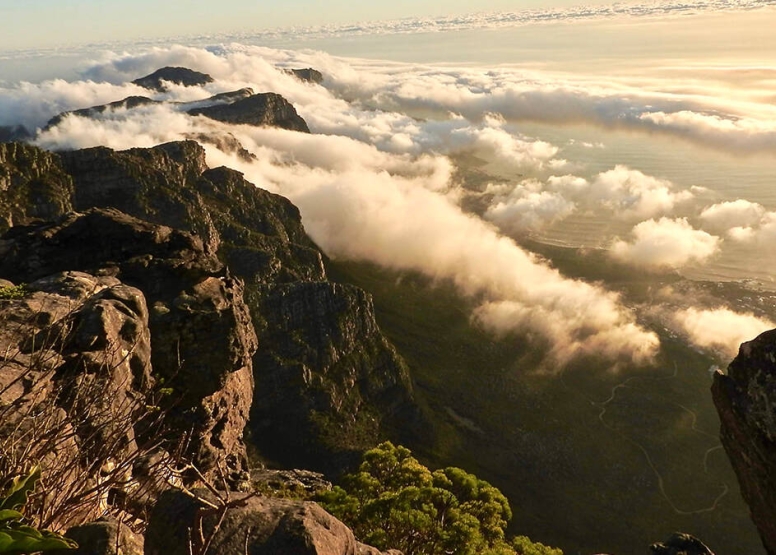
[0,208,258,480]
[712,328,776,555]
[0,139,421,476]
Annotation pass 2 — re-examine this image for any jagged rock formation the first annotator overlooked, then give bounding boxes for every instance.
[0,209,258,479]
[188,92,310,132]
[132,66,214,91]
[0,142,74,232]
[0,271,156,527]
[288,68,324,84]
[712,328,776,555]
[145,489,400,555]
[650,532,715,555]
[251,281,416,472]
[0,139,422,478]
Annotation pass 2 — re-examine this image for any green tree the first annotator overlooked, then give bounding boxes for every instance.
[317,442,562,555]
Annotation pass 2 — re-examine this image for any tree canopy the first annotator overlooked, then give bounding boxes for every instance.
[317,442,562,555]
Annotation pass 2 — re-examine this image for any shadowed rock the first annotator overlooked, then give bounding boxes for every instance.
[188,92,310,132]
[0,125,32,143]
[0,208,258,479]
[62,518,143,555]
[0,142,74,233]
[145,489,401,555]
[650,532,715,554]
[45,96,159,130]
[287,68,324,84]
[712,328,776,555]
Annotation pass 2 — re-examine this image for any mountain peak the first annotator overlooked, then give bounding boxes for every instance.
[132,66,214,91]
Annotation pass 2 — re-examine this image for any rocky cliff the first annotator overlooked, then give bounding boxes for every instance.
[712,328,776,555]
[187,92,310,132]
[0,139,421,478]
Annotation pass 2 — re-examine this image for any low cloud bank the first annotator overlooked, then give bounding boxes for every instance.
[9,43,775,365]
[673,307,775,359]
[609,218,720,269]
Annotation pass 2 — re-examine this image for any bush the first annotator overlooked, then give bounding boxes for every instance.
[0,467,77,554]
[0,285,27,301]
[317,442,562,555]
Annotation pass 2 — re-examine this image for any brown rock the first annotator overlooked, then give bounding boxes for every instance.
[188,92,310,132]
[0,208,258,480]
[145,489,396,555]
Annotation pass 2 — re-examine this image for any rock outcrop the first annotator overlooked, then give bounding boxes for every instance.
[62,518,144,555]
[188,92,310,132]
[650,532,715,555]
[45,96,159,130]
[712,328,776,555]
[0,209,258,480]
[251,281,416,473]
[0,142,74,233]
[132,66,214,91]
[0,139,422,478]
[287,68,324,84]
[145,489,400,555]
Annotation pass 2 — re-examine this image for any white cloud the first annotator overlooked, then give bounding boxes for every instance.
[589,166,693,220]
[700,199,766,231]
[672,307,775,359]
[484,187,576,233]
[609,218,720,268]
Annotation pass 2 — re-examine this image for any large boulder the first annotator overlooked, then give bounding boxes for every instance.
[712,328,776,555]
[145,489,399,555]
[62,518,143,555]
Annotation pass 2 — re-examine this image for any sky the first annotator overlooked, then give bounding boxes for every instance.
[0,0,626,51]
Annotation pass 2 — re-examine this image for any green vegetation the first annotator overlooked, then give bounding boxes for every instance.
[0,467,77,554]
[317,442,562,555]
[0,285,28,300]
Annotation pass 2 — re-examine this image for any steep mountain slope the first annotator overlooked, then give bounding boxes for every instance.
[0,139,424,477]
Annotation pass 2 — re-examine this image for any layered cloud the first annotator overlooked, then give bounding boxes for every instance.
[672,307,775,358]
[4,47,658,366]
[6,42,776,366]
[609,218,720,269]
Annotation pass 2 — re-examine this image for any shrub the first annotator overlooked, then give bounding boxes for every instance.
[0,467,77,554]
[317,442,563,555]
